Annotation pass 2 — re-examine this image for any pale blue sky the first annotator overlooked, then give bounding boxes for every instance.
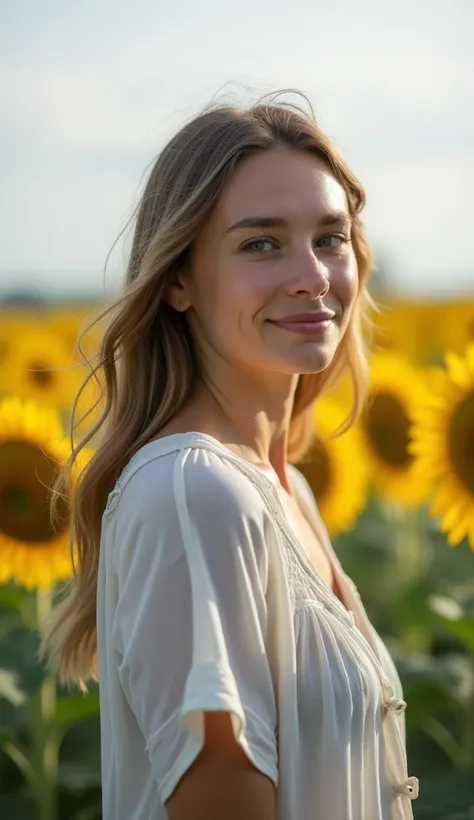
[1,0,473,300]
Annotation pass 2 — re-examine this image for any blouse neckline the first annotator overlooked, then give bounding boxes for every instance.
[123,430,397,693]
[128,431,355,622]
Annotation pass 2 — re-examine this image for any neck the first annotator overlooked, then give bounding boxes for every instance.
[184,367,300,492]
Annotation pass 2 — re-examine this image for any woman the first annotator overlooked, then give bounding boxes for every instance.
[40,90,419,819]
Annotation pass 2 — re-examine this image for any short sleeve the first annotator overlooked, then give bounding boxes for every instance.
[112,447,279,805]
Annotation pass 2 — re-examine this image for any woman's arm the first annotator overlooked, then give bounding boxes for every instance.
[165,711,276,820]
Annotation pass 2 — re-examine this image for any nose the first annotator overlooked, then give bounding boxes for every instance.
[286,248,330,299]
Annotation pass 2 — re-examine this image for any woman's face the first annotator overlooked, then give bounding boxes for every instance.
[181,146,359,377]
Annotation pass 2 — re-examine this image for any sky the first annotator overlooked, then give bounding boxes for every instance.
[1,0,473,301]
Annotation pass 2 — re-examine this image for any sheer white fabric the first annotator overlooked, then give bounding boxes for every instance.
[97,432,419,819]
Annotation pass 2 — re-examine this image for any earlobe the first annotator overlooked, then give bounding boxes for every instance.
[162,263,191,312]
[162,295,189,312]
[162,281,189,312]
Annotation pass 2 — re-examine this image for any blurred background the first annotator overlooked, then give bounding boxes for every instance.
[1,0,473,303]
[1,1,474,818]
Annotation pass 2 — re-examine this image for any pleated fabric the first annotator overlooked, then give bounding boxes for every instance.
[97,432,419,820]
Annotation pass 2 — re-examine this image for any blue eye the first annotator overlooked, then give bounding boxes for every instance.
[317,234,350,248]
[241,234,350,253]
[241,239,276,253]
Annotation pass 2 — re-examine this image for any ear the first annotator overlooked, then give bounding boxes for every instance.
[162,283,189,312]
[162,263,191,312]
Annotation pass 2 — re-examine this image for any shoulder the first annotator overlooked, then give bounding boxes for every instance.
[111,442,274,589]
[116,441,271,531]
[112,443,272,564]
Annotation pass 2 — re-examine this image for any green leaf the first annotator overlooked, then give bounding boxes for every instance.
[429,592,474,650]
[58,761,102,791]
[59,712,102,792]
[55,690,100,727]
[430,595,464,621]
[0,737,38,789]
[0,583,30,612]
[0,669,26,708]
[69,802,103,820]
[414,766,474,819]
[0,627,44,694]
[0,794,35,820]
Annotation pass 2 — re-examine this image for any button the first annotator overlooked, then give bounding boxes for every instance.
[394,776,419,800]
[384,695,407,716]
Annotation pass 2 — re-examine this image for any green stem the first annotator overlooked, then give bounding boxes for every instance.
[385,503,433,652]
[393,505,430,586]
[32,587,60,820]
[462,651,474,768]
[422,717,464,767]
[2,738,40,791]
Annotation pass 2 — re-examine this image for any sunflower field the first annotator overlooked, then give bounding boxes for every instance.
[1,298,474,819]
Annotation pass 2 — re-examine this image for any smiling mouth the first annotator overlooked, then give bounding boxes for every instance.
[267,317,334,335]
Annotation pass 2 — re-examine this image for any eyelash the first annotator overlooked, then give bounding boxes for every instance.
[240,234,351,253]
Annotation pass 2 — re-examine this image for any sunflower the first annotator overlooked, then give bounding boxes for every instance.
[0,312,40,369]
[0,327,79,409]
[48,306,102,359]
[409,344,474,550]
[48,308,105,432]
[0,396,91,589]
[361,352,431,507]
[370,301,420,361]
[443,302,474,359]
[296,397,369,536]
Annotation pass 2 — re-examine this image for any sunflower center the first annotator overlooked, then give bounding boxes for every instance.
[0,440,70,543]
[298,439,332,503]
[448,391,474,494]
[364,392,413,468]
[3,486,29,514]
[30,362,54,387]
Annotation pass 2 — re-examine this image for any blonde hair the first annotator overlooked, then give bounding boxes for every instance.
[39,89,374,690]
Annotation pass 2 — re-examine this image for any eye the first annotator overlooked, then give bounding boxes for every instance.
[241,238,277,253]
[317,234,350,248]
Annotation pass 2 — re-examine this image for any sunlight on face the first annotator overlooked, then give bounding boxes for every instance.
[186,146,359,376]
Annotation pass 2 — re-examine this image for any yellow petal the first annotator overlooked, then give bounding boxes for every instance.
[446,520,468,546]
[445,351,471,389]
[441,494,472,532]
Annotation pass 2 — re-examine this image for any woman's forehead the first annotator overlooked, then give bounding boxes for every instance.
[216,149,349,232]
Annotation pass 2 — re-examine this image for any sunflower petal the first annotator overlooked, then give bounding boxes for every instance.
[465,344,474,378]
[431,482,458,517]
[445,520,468,547]
[445,351,471,389]
[440,497,469,531]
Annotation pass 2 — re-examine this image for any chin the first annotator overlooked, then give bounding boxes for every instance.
[296,357,334,375]
[274,346,337,375]
[298,339,337,368]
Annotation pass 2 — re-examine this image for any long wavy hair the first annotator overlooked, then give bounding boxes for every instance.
[39,89,374,690]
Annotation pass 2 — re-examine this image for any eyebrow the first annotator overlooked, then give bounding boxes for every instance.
[223,210,353,236]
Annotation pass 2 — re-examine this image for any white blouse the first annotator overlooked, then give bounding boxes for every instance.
[97,432,419,820]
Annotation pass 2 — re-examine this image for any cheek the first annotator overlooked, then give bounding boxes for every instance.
[193,263,267,343]
[218,261,272,305]
[334,258,359,308]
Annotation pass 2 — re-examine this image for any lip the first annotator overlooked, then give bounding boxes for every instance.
[268,320,333,336]
[267,314,335,337]
[269,311,336,323]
